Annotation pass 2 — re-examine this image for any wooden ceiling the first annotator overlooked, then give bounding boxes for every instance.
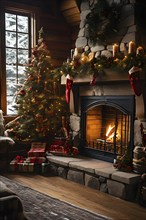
[59,0,81,27]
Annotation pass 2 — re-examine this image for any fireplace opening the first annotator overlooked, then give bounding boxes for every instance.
[86,105,130,155]
[80,96,135,162]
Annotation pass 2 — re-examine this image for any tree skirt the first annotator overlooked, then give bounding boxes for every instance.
[0,176,112,220]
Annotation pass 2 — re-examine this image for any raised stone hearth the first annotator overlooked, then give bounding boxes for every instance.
[47,155,140,202]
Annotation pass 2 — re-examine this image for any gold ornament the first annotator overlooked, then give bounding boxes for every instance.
[38,93,45,99]
[35,127,40,132]
[88,52,95,62]
[72,59,80,68]
[31,98,36,103]
[37,75,41,83]
[39,104,44,110]
[79,54,89,64]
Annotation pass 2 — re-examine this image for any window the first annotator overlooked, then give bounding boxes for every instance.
[0,7,35,116]
[5,12,30,115]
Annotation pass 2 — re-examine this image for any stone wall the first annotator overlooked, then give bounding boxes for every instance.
[75,0,140,56]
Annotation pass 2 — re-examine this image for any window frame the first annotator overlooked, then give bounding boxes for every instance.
[0,5,36,119]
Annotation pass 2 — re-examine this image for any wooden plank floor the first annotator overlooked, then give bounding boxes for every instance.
[4,173,146,220]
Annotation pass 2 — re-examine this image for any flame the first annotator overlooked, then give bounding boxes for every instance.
[106,125,115,141]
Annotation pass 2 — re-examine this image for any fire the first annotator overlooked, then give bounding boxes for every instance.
[106,125,115,141]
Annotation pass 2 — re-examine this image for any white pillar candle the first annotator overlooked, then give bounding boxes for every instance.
[128,41,135,54]
[136,46,144,55]
[113,44,118,57]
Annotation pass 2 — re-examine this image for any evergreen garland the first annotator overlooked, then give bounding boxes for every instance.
[55,53,146,79]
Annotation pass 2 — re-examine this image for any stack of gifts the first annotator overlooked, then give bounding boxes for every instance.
[9,142,48,173]
[49,137,79,156]
[49,116,79,157]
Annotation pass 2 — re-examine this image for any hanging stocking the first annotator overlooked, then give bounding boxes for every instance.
[129,66,142,96]
[90,74,97,86]
[66,74,73,104]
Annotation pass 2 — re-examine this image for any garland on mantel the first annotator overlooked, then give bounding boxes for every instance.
[55,52,146,79]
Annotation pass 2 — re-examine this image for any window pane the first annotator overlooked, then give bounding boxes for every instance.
[18,49,29,64]
[5,13,16,31]
[6,65,16,79]
[6,31,16,47]
[6,48,16,64]
[6,65,17,114]
[17,15,28,32]
[7,96,17,115]
[18,66,26,84]
[18,33,29,49]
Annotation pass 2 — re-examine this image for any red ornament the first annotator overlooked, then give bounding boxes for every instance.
[18,89,26,96]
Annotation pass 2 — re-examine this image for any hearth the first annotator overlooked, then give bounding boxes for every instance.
[80,95,135,162]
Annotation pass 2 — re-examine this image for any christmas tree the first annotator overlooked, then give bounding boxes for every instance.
[6,28,69,142]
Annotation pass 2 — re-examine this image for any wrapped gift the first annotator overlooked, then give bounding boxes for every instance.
[9,160,18,172]
[50,145,64,152]
[28,156,46,164]
[49,145,67,155]
[18,162,23,172]
[25,157,30,163]
[9,156,25,172]
[41,163,49,174]
[34,163,42,173]
[28,142,46,157]
[28,163,34,172]
[23,162,29,172]
[53,137,66,146]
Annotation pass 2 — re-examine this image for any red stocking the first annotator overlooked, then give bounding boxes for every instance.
[90,74,96,86]
[129,66,142,96]
[66,75,73,104]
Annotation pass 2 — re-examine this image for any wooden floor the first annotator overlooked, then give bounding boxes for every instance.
[4,173,146,220]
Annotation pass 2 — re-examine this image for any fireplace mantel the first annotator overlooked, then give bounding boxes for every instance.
[61,69,145,85]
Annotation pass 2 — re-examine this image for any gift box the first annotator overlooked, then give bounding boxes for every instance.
[23,162,29,172]
[9,156,25,172]
[53,137,66,146]
[9,160,18,172]
[34,163,42,173]
[50,145,64,153]
[28,163,34,172]
[28,157,46,164]
[28,142,46,157]
[41,162,49,174]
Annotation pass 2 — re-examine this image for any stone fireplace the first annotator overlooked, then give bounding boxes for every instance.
[61,0,146,162]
